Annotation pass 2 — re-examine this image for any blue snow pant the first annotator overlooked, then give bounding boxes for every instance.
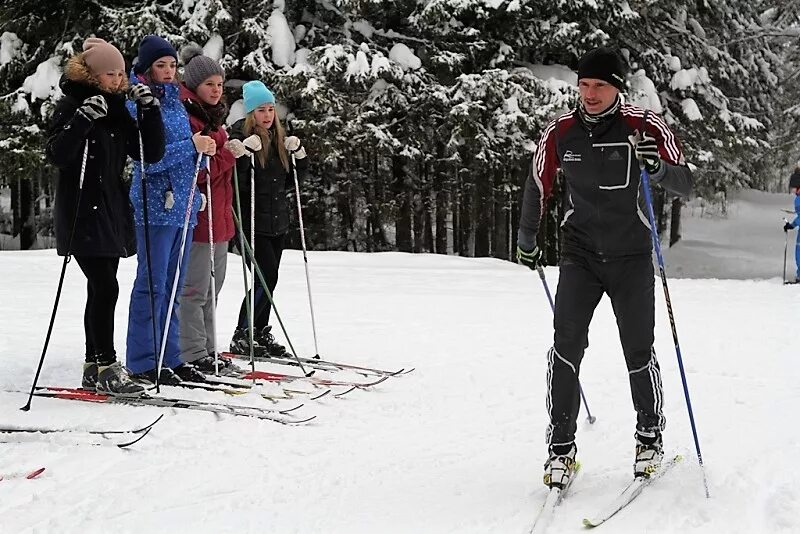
[795,232,800,280]
[126,225,192,374]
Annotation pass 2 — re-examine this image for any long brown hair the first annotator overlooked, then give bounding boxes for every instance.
[243,112,289,171]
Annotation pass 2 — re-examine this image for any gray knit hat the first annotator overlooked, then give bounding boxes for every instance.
[180,43,225,91]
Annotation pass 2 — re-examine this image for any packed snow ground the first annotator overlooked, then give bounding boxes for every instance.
[663,188,796,280]
[0,191,798,533]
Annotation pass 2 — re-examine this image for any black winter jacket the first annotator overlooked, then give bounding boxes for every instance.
[47,73,164,257]
[519,103,693,258]
[230,119,308,237]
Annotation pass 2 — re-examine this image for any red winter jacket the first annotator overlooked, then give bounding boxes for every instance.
[179,84,236,243]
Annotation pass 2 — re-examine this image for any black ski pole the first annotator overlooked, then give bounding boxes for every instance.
[232,164,256,379]
[641,163,709,498]
[22,141,89,411]
[138,131,162,393]
[535,265,596,424]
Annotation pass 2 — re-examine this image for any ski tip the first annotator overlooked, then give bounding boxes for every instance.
[279,403,304,415]
[582,518,598,528]
[311,389,332,400]
[333,386,356,398]
[26,467,45,479]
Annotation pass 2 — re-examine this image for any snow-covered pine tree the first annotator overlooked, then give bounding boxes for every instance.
[0,0,796,257]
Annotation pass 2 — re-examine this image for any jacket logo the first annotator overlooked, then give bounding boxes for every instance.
[608,150,624,161]
[563,150,582,163]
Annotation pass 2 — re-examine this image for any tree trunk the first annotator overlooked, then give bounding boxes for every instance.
[669,197,682,246]
[392,155,412,252]
[458,170,473,256]
[474,165,492,257]
[653,187,667,238]
[423,188,434,253]
[16,177,35,250]
[412,190,424,253]
[365,151,388,251]
[452,168,460,255]
[493,188,508,260]
[434,169,448,254]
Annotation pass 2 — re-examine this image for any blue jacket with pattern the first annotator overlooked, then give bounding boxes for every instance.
[127,71,202,228]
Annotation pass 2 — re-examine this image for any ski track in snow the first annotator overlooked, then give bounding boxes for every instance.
[1,191,798,533]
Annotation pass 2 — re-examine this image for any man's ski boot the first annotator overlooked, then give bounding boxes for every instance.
[230,326,258,355]
[96,361,146,396]
[634,432,664,478]
[544,443,578,489]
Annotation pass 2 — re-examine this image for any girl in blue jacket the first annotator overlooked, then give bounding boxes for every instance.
[125,35,215,384]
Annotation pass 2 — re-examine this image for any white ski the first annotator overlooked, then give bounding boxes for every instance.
[530,463,580,534]
[582,455,682,528]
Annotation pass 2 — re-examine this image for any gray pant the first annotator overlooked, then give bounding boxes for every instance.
[179,241,228,363]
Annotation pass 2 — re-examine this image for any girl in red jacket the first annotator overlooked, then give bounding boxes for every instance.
[176,44,239,375]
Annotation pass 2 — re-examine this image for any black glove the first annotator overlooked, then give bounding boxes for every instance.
[76,95,107,121]
[785,222,795,232]
[516,245,542,270]
[129,83,158,108]
[630,130,661,174]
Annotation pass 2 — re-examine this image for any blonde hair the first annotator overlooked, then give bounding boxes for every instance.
[243,112,289,171]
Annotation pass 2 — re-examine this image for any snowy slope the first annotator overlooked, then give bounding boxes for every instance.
[0,191,798,533]
[664,189,796,280]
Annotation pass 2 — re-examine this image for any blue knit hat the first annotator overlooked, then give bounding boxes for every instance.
[134,35,178,74]
[243,81,275,114]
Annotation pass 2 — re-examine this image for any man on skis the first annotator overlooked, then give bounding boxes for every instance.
[516,47,693,488]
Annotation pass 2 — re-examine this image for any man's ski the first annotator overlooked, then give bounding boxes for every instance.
[32,387,314,425]
[530,463,581,533]
[0,467,46,481]
[0,415,163,448]
[222,351,413,377]
[582,455,682,528]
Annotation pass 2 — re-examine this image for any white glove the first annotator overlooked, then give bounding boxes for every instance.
[243,134,262,153]
[284,136,301,152]
[199,193,207,212]
[284,136,306,160]
[225,139,248,159]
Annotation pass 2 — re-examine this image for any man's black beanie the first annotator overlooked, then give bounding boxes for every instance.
[577,47,627,90]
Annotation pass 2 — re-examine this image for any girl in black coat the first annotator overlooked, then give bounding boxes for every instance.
[46,38,164,395]
[227,80,308,357]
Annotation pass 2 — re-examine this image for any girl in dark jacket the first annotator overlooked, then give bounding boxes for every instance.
[228,81,308,357]
[46,38,164,395]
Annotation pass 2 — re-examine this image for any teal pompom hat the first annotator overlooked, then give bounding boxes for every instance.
[243,80,275,114]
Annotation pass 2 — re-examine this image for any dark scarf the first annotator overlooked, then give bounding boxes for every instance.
[183,96,228,131]
[578,95,621,126]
